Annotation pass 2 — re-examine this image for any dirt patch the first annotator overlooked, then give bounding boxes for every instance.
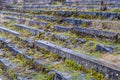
[101,53,120,64]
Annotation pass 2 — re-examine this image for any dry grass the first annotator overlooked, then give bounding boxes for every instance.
[101,53,120,63]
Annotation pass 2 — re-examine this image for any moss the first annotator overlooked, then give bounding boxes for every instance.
[108,8,120,12]
[27,49,34,55]
[44,23,52,30]
[42,53,60,61]
[6,70,17,79]
[51,12,57,16]
[65,60,106,80]
[65,60,79,70]
[0,63,6,70]
[81,22,88,27]
[61,22,70,26]
[32,72,54,80]
[117,38,120,44]
[16,54,30,66]
[78,14,105,20]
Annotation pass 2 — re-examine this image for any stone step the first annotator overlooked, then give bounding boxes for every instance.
[0,27,20,36]
[0,37,85,80]
[4,16,49,27]
[34,40,120,80]
[4,15,120,42]
[15,24,45,35]
[7,9,120,20]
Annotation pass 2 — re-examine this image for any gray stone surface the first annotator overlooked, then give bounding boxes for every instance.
[54,26,71,32]
[75,38,86,44]
[0,27,20,36]
[15,24,44,35]
[72,27,118,40]
[35,40,120,80]
[53,70,71,80]
[52,34,69,41]
[96,44,115,53]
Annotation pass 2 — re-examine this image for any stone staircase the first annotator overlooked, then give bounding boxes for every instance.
[0,2,120,80]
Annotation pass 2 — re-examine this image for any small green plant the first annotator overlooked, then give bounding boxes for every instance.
[32,72,53,80]
[81,22,88,27]
[109,8,120,12]
[117,38,120,44]
[6,70,17,79]
[65,60,79,70]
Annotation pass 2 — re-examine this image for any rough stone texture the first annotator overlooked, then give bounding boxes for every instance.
[0,37,32,60]
[75,38,86,44]
[22,38,34,47]
[35,15,51,21]
[72,27,118,40]
[0,58,10,69]
[0,37,11,43]
[52,34,69,41]
[54,26,71,32]
[29,20,36,26]
[78,11,120,19]
[0,27,20,36]
[4,15,48,28]
[64,18,91,26]
[96,44,114,53]
[38,22,48,27]
[4,16,19,21]
[17,10,120,19]
[53,70,71,80]
[35,40,120,80]
[15,24,45,35]
[1,11,90,26]
[0,37,76,80]
[45,32,51,36]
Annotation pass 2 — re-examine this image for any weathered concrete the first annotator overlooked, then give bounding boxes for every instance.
[72,27,118,40]
[35,40,120,80]
[96,44,113,53]
[0,37,75,80]
[54,26,71,32]
[0,27,20,36]
[15,24,44,35]
[4,15,48,27]
[64,18,91,26]
[52,34,69,41]
[0,58,10,70]
[75,38,86,44]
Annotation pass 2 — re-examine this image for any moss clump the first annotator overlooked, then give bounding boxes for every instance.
[81,22,88,27]
[32,72,54,80]
[117,38,120,44]
[0,63,6,70]
[109,8,120,12]
[6,70,17,79]
[65,60,79,70]
[78,14,105,20]
[65,60,106,80]
[42,53,60,61]
[51,12,57,16]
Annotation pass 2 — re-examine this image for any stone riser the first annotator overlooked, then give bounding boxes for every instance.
[7,9,120,19]
[34,40,120,80]
[4,16,119,41]
[4,16,48,27]
[1,11,90,26]
[0,26,119,79]
[14,24,45,35]
[72,27,118,41]
[0,37,72,80]
[0,27,20,36]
